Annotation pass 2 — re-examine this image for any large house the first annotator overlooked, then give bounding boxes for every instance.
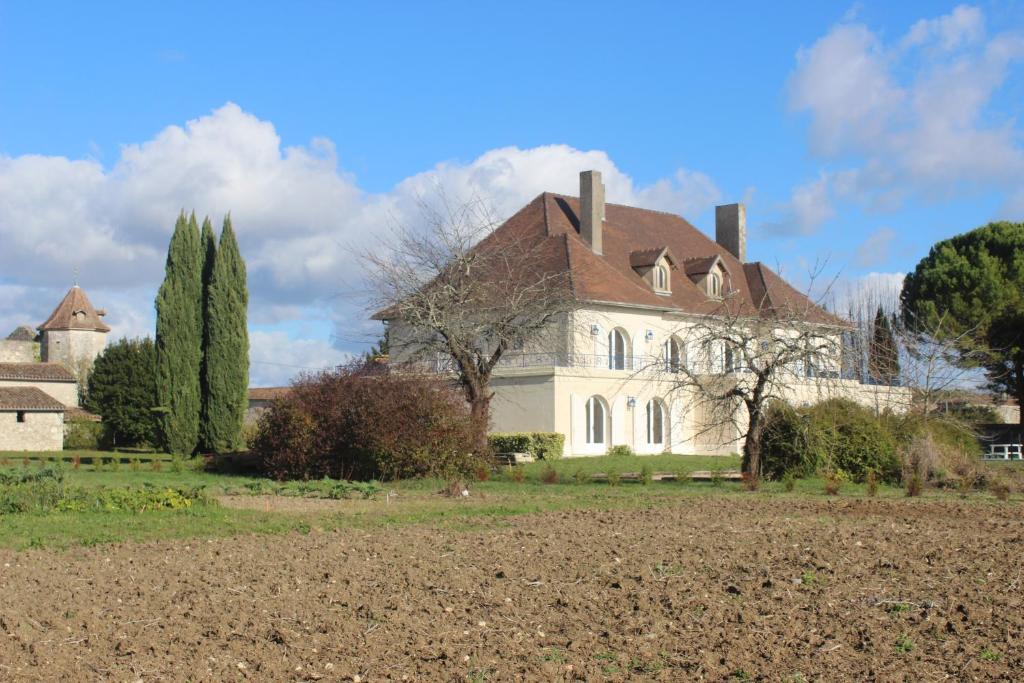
[0,285,109,450]
[383,171,906,457]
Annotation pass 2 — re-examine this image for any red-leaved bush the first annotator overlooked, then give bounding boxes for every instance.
[253,363,480,481]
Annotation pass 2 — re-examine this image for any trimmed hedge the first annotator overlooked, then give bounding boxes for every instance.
[488,432,565,460]
[64,419,105,450]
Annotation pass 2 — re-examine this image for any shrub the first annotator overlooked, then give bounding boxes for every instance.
[865,470,879,497]
[606,471,621,487]
[240,421,260,451]
[473,465,491,482]
[782,472,796,492]
[607,444,635,458]
[0,467,65,514]
[540,465,559,484]
[990,480,1011,501]
[64,418,105,450]
[905,474,923,497]
[254,363,480,481]
[823,471,843,495]
[488,432,564,460]
[506,465,525,483]
[85,336,158,447]
[573,468,588,485]
[762,399,900,483]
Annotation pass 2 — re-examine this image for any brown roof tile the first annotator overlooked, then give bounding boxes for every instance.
[38,286,111,332]
[0,362,77,382]
[248,387,291,401]
[0,386,66,411]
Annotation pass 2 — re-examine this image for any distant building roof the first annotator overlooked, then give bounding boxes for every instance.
[38,286,111,333]
[6,325,37,342]
[65,406,101,421]
[248,387,291,401]
[0,386,66,411]
[0,362,76,382]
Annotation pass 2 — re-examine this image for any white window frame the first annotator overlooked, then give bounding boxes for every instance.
[608,329,626,370]
[586,396,606,445]
[646,399,664,445]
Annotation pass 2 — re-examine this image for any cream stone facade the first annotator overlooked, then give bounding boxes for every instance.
[382,170,910,458]
[0,410,64,451]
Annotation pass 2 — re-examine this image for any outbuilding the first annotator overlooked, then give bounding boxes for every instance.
[0,387,66,451]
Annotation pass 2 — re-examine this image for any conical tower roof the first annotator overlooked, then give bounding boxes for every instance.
[38,286,111,333]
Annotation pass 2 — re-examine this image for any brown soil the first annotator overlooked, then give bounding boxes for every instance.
[1,497,1023,681]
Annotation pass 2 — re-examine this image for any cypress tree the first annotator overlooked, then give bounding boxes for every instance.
[155,211,203,455]
[869,306,900,385]
[199,217,217,451]
[203,214,249,452]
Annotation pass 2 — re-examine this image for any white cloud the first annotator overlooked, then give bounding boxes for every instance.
[762,175,835,236]
[0,104,722,383]
[788,5,1024,211]
[854,227,897,267]
[249,331,354,386]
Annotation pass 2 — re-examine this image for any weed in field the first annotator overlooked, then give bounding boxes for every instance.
[800,571,817,586]
[92,458,104,472]
[675,467,690,484]
[957,473,975,497]
[573,468,588,485]
[895,633,914,653]
[22,458,29,469]
[506,465,525,483]
[905,474,923,497]
[782,472,796,492]
[990,480,1011,501]
[109,457,120,472]
[980,647,1001,662]
[886,602,910,614]
[151,459,162,472]
[543,647,566,663]
[130,458,140,472]
[72,455,81,470]
[170,457,184,473]
[640,464,652,486]
[742,472,759,491]
[823,472,842,496]
[710,470,724,487]
[866,471,878,497]
[540,465,559,484]
[607,471,621,487]
[473,465,490,482]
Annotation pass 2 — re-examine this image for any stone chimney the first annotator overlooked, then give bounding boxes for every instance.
[580,170,605,255]
[715,203,746,262]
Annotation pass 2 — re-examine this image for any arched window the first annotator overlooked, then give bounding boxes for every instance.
[608,329,627,370]
[664,336,684,373]
[724,344,735,373]
[654,265,669,291]
[709,270,722,297]
[585,396,607,445]
[646,399,664,445]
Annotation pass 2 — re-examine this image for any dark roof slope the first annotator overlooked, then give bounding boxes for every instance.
[38,286,111,333]
[0,386,66,411]
[248,387,292,401]
[0,363,76,382]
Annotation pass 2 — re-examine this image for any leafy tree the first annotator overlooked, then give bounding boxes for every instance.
[155,211,203,454]
[86,338,158,447]
[868,306,900,385]
[901,221,1024,425]
[363,326,390,363]
[202,215,249,452]
[199,217,217,451]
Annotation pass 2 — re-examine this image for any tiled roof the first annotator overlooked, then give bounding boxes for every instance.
[0,386,66,411]
[375,192,844,326]
[38,286,111,333]
[629,247,677,269]
[6,325,37,342]
[66,406,101,421]
[248,387,291,401]
[0,362,77,382]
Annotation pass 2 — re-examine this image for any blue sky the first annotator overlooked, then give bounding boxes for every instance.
[1,2,1022,384]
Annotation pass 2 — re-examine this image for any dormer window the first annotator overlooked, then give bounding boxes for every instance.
[709,270,722,297]
[654,265,669,291]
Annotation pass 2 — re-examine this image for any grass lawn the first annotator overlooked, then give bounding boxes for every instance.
[0,452,1019,551]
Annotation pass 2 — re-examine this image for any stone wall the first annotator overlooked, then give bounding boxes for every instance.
[0,379,78,407]
[0,340,36,363]
[0,410,64,451]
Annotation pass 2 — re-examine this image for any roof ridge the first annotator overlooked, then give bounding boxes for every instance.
[546,192,695,220]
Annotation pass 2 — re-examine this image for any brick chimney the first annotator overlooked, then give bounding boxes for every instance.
[715,203,746,262]
[580,170,605,255]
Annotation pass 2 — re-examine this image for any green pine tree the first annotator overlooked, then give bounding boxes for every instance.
[868,305,900,385]
[203,214,250,452]
[199,217,217,451]
[155,211,203,455]
[86,337,158,447]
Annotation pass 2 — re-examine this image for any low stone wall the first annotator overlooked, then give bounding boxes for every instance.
[0,411,64,451]
[0,341,36,363]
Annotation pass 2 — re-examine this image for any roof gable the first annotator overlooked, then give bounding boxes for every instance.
[0,362,77,382]
[0,386,66,411]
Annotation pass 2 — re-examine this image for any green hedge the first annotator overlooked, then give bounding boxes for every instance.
[488,432,565,460]
[64,419,105,450]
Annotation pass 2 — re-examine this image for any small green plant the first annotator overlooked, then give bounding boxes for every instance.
[573,468,588,485]
[894,633,914,653]
[130,458,141,472]
[823,471,842,496]
[150,458,162,472]
[109,457,121,472]
[886,602,910,614]
[639,464,652,486]
[979,647,1001,662]
[710,470,724,487]
[905,473,923,497]
[607,471,621,487]
[170,456,184,473]
[865,470,879,497]
[782,472,796,492]
[606,444,635,458]
[506,465,525,483]
[800,571,817,586]
[540,465,559,484]
[674,467,690,484]
[92,458,104,472]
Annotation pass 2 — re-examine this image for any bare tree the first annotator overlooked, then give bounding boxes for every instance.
[657,272,847,478]
[363,192,574,454]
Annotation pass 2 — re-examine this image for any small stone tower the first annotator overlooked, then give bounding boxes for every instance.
[37,285,110,377]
